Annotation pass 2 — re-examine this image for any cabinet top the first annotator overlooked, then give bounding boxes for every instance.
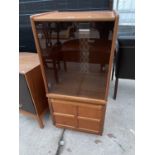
[19,52,40,74]
[31,11,117,22]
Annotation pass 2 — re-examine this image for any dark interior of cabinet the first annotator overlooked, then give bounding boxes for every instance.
[35,21,114,100]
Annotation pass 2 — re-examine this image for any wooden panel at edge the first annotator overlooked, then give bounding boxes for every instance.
[26,66,48,115]
[56,123,99,135]
[47,93,106,105]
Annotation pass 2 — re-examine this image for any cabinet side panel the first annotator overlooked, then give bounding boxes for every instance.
[104,14,119,100]
[30,18,49,93]
[26,66,48,115]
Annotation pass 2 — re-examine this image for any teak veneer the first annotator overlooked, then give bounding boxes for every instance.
[31,11,119,135]
[19,52,48,128]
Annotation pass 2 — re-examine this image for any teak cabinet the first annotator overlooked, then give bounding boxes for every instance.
[19,52,48,128]
[30,11,119,135]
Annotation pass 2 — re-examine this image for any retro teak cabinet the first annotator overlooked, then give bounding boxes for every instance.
[19,52,48,128]
[31,11,118,135]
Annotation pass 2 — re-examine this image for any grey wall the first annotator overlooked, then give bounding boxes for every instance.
[19,0,113,52]
[19,0,113,27]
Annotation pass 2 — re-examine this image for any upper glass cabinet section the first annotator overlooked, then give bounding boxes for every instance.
[32,11,117,100]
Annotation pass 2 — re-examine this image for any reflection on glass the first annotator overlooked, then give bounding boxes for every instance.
[35,21,114,100]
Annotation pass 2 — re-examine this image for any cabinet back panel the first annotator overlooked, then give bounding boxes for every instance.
[19,74,36,114]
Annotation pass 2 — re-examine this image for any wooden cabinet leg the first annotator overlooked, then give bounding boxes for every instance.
[113,78,119,100]
[112,49,116,81]
[57,61,61,70]
[37,116,44,128]
[62,51,67,72]
[111,64,114,81]
[53,60,59,83]
[64,61,67,72]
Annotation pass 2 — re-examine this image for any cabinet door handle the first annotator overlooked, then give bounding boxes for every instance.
[19,104,23,108]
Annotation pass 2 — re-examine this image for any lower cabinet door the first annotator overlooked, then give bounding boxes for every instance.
[50,98,105,134]
[78,104,103,119]
[78,117,101,133]
[54,113,77,128]
[52,101,76,115]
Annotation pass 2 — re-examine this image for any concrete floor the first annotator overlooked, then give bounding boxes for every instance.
[19,79,135,155]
